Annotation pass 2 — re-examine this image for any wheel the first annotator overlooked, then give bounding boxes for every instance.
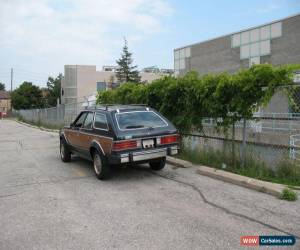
[60,140,71,162]
[149,157,166,171]
[93,151,110,180]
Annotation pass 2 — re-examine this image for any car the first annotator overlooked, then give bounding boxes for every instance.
[59,105,179,180]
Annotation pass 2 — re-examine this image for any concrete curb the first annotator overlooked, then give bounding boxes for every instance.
[13,119,59,133]
[167,156,285,197]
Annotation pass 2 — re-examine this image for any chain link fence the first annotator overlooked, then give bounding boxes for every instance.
[182,85,300,171]
[14,101,94,129]
[183,114,300,170]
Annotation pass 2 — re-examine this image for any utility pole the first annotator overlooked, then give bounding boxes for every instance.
[10,68,13,92]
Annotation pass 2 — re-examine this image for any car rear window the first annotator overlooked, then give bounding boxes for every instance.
[116,111,168,130]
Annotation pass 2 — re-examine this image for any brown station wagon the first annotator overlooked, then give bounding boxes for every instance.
[59,105,179,180]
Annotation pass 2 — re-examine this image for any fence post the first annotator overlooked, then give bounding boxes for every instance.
[57,104,59,123]
[232,122,235,167]
[242,118,247,168]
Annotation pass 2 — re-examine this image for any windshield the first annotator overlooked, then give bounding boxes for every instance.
[115,111,168,130]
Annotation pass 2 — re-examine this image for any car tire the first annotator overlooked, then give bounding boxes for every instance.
[93,151,110,180]
[60,140,71,162]
[149,157,166,171]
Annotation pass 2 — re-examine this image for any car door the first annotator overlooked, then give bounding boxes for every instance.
[92,112,113,155]
[78,111,94,153]
[66,112,88,148]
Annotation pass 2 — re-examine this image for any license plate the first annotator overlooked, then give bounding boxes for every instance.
[142,139,154,149]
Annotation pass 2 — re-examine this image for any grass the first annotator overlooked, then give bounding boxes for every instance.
[280,188,298,201]
[177,146,300,187]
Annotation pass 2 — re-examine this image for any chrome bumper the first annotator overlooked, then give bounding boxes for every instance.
[119,146,178,163]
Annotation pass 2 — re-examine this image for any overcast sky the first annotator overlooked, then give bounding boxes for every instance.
[0,0,299,90]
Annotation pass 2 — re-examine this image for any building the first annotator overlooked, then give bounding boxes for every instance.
[174,13,300,113]
[61,65,172,105]
[174,13,300,76]
[0,91,11,113]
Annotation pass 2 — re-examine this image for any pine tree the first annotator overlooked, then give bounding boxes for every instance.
[116,39,141,84]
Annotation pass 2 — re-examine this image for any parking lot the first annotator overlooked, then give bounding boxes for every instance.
[0,119,299,249]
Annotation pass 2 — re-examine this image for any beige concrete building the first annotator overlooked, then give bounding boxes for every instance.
[0,91,11,113]
[61,65,172,105]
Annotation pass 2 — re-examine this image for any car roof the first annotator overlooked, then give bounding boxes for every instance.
[85,104,150,113]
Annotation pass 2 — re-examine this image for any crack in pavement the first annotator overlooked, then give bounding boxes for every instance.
[0,192,27,199]
[2,175,94,191]
[150,171,300,239]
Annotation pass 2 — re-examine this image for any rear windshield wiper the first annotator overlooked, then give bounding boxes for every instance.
[125,125,145,129]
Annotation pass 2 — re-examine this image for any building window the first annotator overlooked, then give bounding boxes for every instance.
[174,60,180,71]
[250,42,259,57]
[97,82,106,91]
[231,21,280,61]
[179,59,185,70]
[241,44,250,59]
[260,25,270,40]
[232,33,240,48]
[250,28,260,43]
[241,31,250,45]
[271,22,282,38]
[174,46,191,71]
[185,47,191,57]
[260,40,271,55]
[174,50,180,60]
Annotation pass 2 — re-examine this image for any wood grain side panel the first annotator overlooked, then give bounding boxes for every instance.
[75,132,113,155]
[77,133,91,149]
[94,137,113,154]
[64,129,77,145]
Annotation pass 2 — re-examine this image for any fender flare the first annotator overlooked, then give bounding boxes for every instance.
[90,140,105,157]
[60,132,68,144]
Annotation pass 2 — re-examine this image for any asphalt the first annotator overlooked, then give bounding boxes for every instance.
[0,119,299,250]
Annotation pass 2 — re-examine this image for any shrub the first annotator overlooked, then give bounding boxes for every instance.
[280,188,298,201]
[97,64,299,133]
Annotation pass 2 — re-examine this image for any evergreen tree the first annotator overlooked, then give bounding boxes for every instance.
[116,39,141,84]
[0,82,5,91]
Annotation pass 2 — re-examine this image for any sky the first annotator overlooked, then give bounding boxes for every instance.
[0,0,300,90]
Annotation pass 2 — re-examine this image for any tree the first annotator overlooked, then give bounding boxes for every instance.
[45,73,62,107]
[11,82,45,110]
[116,39,141,84]
[0,82,5,91]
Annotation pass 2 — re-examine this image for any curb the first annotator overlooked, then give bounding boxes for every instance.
[14,119,59,133]
[166,156,193,168]
[167,156,285,197]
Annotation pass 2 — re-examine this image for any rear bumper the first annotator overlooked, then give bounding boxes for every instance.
[108,146,179,164]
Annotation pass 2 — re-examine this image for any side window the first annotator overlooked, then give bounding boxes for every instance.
[83,112,94,129]
[74,112,87,128]
[94,113,108,130]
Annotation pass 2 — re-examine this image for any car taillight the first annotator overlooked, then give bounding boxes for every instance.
[160,135,178,145]
[112,140,139,151]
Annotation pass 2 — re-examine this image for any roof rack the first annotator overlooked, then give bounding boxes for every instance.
[90,104,148,111]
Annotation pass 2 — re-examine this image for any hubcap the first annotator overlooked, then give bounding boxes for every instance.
[60,143,65,159]
[94,154,102,175]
